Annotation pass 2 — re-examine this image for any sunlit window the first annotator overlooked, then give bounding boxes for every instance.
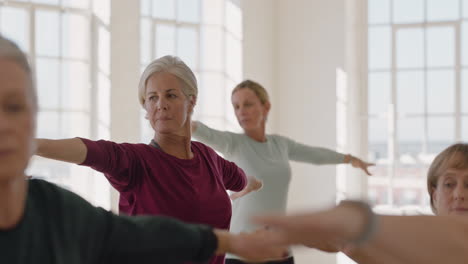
[139,0,243,142]
[0,0,111,209]
[366,0,468,212]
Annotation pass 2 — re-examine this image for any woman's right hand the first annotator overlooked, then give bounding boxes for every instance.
[230,176,263,200]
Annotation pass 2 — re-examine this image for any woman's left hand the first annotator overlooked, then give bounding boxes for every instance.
[347,155,375,176]
[230,176,263,200]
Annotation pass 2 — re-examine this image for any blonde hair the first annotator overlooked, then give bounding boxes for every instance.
[231,79,270,105]
[427,143,468,213]
[138,55,197,107]
[0,35,36,110]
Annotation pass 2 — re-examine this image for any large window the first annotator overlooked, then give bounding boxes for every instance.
[0,0,111,208]
[139,0,243,142]
[367,0,468,211]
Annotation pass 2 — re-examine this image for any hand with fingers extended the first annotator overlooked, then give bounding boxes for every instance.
[345,154,375,176]
[230,175,263,200]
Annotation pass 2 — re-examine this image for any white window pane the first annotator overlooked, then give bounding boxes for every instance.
[393,0,424,24]
[368,0,390,24]
[428,117,454,150]
[396,28,424,69]
[427,0,459,21]
[368,26,391,69]
[368,118,387,160]
[201,26,223,71]
[36,10,60,57]
[31,0,59,4]
[93,0,110,24]
[225,0,242,38]
[152,0,175,19]
[61,112,90,138]
[62,0,89,9]
[177,27,198,69]
[463,69,468,113]
[98,73,110,126]
[202,0,223,25]
[98,26,110,74]
[464,0,468,18]
[225,78,236,125]
[368,184,389,205]
[463,117,468,141]
[427,27,455,67]
[199,72,224,116]
[393,187,424,206]
[427,70,454,114]
[177,0,200,23]
[141,19,152,64]
[398,117,423,153]
[62,13,90,60]
[61,61,90,111]
[141,0,151,16]
[98,123,110,140]
[37,111,60,139]
[36,58,60,109]
[368,72,391,115]
[0,7,29,53]
[397,71,424,114]
[155,23,175,58]
[225,33,242,81]
[462,22,468,66]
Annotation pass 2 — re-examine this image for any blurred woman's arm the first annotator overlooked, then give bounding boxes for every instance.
[256,201,468,264]
[36,138,87,164]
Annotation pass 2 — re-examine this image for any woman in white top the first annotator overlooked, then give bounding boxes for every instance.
[192,80,373,264]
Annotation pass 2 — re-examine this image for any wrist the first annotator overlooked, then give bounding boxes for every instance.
[213,229,232,255]
[338,200,377,246]
[344,154,353,164]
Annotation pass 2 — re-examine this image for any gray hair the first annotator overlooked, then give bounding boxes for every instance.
[138,55,198,107]
[0,35,36,110]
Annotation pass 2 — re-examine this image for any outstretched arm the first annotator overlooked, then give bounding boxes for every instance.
[343,154,375,176]
[255,202,468,264]
[36,138,87,164]
[191,121,235,154]
[285,137,374,175]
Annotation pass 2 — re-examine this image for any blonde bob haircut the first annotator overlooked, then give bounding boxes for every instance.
[231,79,270,105]
[427,143,468,213]
[138,55,198,108]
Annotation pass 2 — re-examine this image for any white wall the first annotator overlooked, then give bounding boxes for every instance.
[109,0,141,212]
[241,0,278,131]
[242,1,347,263]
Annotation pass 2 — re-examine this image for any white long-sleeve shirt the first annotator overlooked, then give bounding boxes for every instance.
[193,121,346,260]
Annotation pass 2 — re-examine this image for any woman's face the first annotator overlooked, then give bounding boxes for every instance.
[231,88,269,132]
[144,72,195,136]
[0,59,35,182]
[432,166,468,216]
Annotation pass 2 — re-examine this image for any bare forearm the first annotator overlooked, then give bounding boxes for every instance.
[36,138,87,164]
[359,215,468,264]
[347,242,404,264]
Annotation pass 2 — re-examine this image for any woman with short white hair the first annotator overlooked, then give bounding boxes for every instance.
[0,35,286,264]
[35,55,261,264]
